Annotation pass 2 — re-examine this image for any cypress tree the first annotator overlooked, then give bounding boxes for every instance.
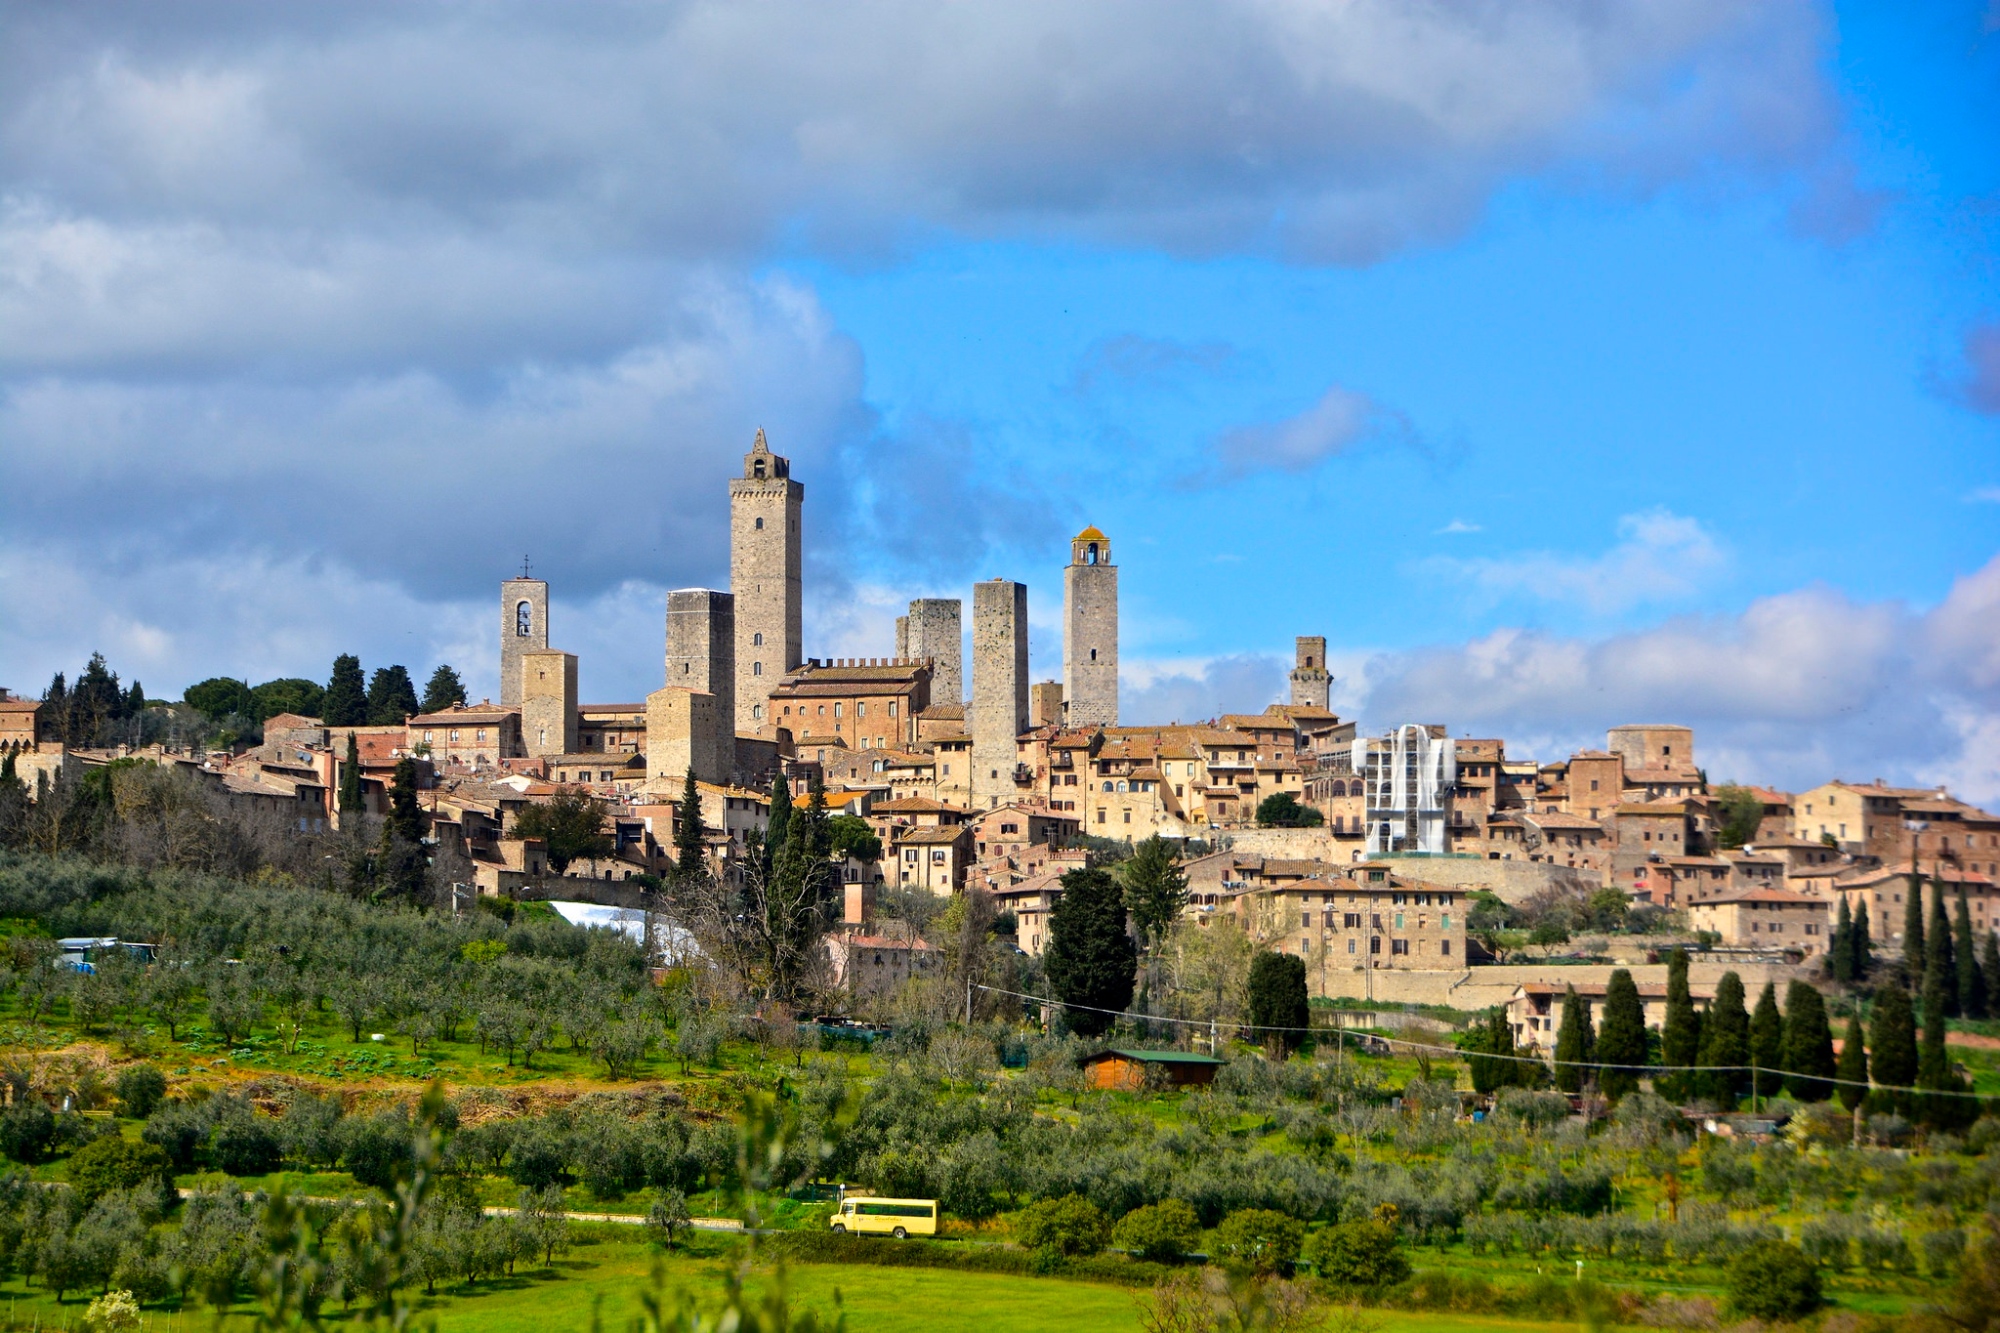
[1044,865,1137,1039]
[766,777,793,867]
[1749,983,1785,1103]
[1836,1011,1869,1114]
[1781,981,1836,1102]
[1928,881,1958,1019]
[1697,971,1750,1109]
[1985,932,2000,1011]
[1853,899,1873,977]
[1832,898,1855,983]
[1954,890,1986,1020]
[1869,983,1918,1099]
[1919,957,1955,1108]
[1594,969,1647,1100]
[365,666,420,726]
[674,770,705,882]
[1658,948,1702,1101]
[1247,952,1311,1057]
[420,665,467,714]
[324,655,367,727]
[385,755,426,845]
[1904,869,1926,976]
[1553,984,1595,1094]
[337,733,363,817]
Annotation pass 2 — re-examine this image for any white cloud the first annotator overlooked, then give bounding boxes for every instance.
[1427,508,1729,615]
[1210,384,1414,479]
[1121,654,1288,725]
[1968,487,2000,504]
[1436,519,1482,535]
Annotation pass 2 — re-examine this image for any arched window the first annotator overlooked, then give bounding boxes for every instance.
[754,461,766,479]
[1086,543,1098,564]
[755,516,764,529]
[753,632,763,646]
[516,601,533,637]
[1306,656,1315,667]
[753,662,763,676]
[752,704,764,720]
[1089,648,1097,661]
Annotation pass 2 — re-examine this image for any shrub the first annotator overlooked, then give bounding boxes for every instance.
[1726,1240,1824,1321]
[1113,1199,1202,1262]
[507,1121,569,1191]
[112,1066,167,1120]
[141,1101,205,1169]
[209,1109,282,1176]
[1305,1217,1410,1288]
[0,1099,55,1163]
[342,1111,414,1190]
[1213,1208,1306,1274]
[67,1135,172,1205]
[1016,1194,1110,1259]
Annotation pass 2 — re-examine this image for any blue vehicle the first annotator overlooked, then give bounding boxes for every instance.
[56,938,158,974]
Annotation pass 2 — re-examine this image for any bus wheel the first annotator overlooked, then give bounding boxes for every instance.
[892,1226,908,1240]
[832,1224,846,1234]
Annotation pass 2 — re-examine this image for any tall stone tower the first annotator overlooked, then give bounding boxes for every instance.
[729,429,803,734]
[1290,636,1330,710]
[666,589,735,775]
[500,571,549,709]
[897,598,963,704]
[521,650,578,757]
[1062,526,1118,728]
[971,579,1028,810]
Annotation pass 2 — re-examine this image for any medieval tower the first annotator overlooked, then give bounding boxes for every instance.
[895,598,963,704]
[499,571,549,709]
[1290,636,1330,710]
[728,430,803,734]
[665,589,735,774]
[1062,526,1118,727]
[521,650,578,757]
[971,579,1028,809]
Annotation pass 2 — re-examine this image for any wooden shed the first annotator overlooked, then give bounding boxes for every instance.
[1081,1048,1224,1092]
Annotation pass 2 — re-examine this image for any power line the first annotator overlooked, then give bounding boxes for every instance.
[974,983,1991,1102]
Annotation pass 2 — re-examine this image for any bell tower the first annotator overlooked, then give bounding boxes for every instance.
[500,562,548,710]
[1062,525,1118,727]
[728,429,803,734]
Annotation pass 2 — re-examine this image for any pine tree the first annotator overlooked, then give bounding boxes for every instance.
[1697,971,1750,1109]
[1119,836,1190,950]
[1869,984,1918,1099]
[1929,881,1958,1019]
[420,665,467,714]
[338,734,364,817]
[1853,899,1873,977]
[1832,898,1855,983]
[1749,983,1785,1103]
[1781,981,1836,1102]
[324,655,367,727]
[365,666,420,726]
[1044,865,1137,1039]
[1553,984,1595,1094]
[1954,890,1986,1020]
[674,770,705,882]
[1904,869,1926,975]
[1658,948,1702,1101]
[126,682,146,715]
[1836,1011,1869,1115]
[1594,969,1648,1100]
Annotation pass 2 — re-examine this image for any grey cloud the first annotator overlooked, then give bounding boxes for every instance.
[1961,322,2000,415]
[1209,384,1415,480]
[1067,334,1234,398]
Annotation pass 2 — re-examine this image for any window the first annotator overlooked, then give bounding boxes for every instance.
[752,704,763,721]
[1440,940,1451,957]
[476,730,487,742]
[754,516,764,529]
[1348,938,1357,954]
[1301,912,1311,928]
[753,632,763,646]
[858,702,867,717]
[1392,939,1410,956]
[1090,648,1097,661]
[753,662,763,676]
[516,601,533,637]
[834,703,842,718]
[888,701,897,717]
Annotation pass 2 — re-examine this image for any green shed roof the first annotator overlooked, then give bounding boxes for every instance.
[1085,1049,1224,1065]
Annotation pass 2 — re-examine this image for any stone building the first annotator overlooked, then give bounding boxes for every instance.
[1224,868,1468,997]
[666,588,736,773]
[645,687,723,787]
[577,703,645,754]
[1289,637,1330,710]
[765,659,932,751]
[1062,527,1118,727]
[520,649,578,758]
[730,430,803,733]
[1606,724,1695,773]
[408,703,520,770]
[1685,887,1830,955]
[971,578,1029,810]
[895,599,962,706]
[1030,681,1064,729]
[499,572,549,709]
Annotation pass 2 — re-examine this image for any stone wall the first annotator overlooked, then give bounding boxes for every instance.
[904,598,963,705]
[971,579,1028,810]
[646,687,721,789]
[1374,855,1602,904]
[499,577,548,709]
[520,650,577,758]
[665,589,734,766]
[1030,681,1064,728]
[1311,959,1803,1010]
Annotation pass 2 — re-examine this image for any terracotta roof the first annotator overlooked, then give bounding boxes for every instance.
[871,796,969,815]
[409,704,517,726]
[917,703,965,721]
[1525,812,1606,831]
[843,934,935,951]
[1689,888,1828,906]
[895,826,969,846]
[578,703,645,715]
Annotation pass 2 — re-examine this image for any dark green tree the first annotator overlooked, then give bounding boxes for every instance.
[338,733,364,817]
[1594,969,1647,1100]
[184,676,255,720]
[1956,890,1986,1020]
[1986,931,2000,1013]
[1831,898,1855,983]
[40,671,68,744]
[764,776,793,884]
[514,790,612,873]
[324,655,367,727]
[1697,971,1750,1108]
[1657,948,1702,1101]
[68,652,130,740]
[1749,983,1785,1103]
[250,677,326,722]
[1836,1011,1868,1115]
[1043,866,1137,1039]
[1553,984,1595,1094]
[1904,869,1926,978]
[827,814,881,863]
[1120,836,1189,949]
[1781,981,1835,1102]
[420,665,467,714]
[385,756,427,846]
[1919,950,1954,1094]
[365,666,420,725]
[1930,880,1959,1018]
[1712,784,1764,849]
[1726,1240,1824,1321]
[674,770,706,882]
[1464,1005,1528,1094]
[125,681,146,715]
[1853,899,1873,977]
[1254,792,1323,828]
[1869,983,1918,1099]
[1246,952,1309,1057]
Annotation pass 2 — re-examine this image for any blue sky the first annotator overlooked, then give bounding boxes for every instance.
[1,1,1996,799]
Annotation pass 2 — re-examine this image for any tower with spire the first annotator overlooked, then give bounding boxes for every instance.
[728,429,803,734]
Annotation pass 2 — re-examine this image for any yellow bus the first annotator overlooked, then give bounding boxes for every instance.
[830,1197,938,1239]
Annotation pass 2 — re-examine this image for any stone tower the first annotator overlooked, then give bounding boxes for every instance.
[666,589,735,775]
[1030,681,1064,729]
[521,650,578,757]
[500,572,549,709]
[971,579,1028,810]
[1290,636,1330,710]
[729,429,803,734]
[1062,526,1118,728]
[897,598,963,704]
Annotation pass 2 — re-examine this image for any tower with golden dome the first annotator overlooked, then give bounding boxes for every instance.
[1063,525,1118,727]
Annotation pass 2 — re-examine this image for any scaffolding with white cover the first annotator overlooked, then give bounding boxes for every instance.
[1354,723,1454,856]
